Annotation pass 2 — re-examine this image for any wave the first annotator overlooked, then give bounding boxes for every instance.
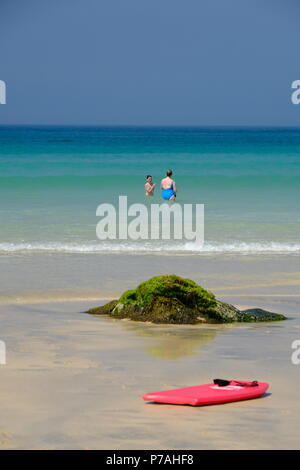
[0,241,299,254]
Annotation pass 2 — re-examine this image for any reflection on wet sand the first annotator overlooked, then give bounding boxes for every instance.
[116,320,232,360]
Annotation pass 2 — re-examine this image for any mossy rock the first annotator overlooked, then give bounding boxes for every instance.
[237,308,286,322]
[87,300,118,315]
[86,275,286,324]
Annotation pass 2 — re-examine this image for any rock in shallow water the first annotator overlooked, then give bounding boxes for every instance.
[237,308,286,322]
[86,275,286,324]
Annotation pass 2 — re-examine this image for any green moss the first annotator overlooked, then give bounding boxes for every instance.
[119,275,216,312]
[119,289,137,304]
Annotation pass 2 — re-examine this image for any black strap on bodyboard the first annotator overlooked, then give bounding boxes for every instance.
[213,379,231,387]
[213,379,258,387]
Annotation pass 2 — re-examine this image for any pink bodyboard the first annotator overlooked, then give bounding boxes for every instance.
[142,380,269,406]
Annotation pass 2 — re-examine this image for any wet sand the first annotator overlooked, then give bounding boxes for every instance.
[0,254,300,449]
[1,252,300,304]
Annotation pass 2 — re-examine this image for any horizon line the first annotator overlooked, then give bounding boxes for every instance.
[1,123,300,129]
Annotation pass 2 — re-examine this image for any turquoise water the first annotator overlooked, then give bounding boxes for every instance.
[0,125,299,254]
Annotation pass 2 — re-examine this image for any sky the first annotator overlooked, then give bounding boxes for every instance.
[0,0,300,126]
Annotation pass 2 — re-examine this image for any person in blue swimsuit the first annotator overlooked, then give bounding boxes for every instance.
[161,169,177,200]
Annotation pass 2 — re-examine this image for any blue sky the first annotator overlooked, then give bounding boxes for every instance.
[0,0,299,126]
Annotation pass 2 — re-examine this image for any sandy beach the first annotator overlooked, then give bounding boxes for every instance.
[0,253,299,449]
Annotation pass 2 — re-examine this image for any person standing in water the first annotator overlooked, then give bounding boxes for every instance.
[161,169,177,200]
[145,175,156,196]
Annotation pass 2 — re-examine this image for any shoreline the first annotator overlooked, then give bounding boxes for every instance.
[1,252,300,304]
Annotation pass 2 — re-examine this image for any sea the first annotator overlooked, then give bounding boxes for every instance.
[0,125,299,255]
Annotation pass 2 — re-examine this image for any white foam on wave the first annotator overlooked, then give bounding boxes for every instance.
[0,241,299,254]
